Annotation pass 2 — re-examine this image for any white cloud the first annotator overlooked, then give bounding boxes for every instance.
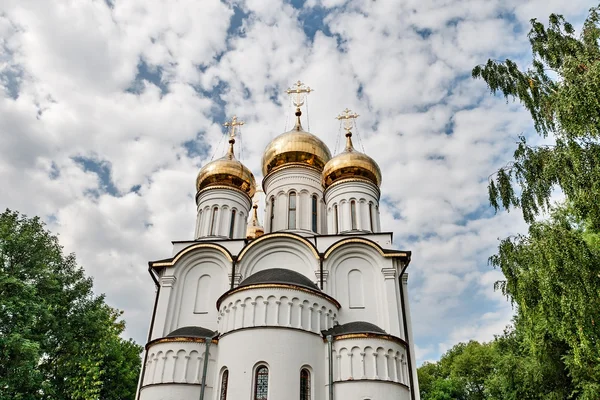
[0,0,586,361]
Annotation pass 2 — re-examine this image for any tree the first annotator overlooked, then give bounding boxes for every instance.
[471,5,600,399]
[0,209,142,400]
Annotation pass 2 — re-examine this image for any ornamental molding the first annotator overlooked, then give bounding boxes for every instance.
[150,242,234,267]
[145,336,218,350]
[217,282,341,309]
[160,276,177,287]
[326,332,408,347]
[323,237,408,260]
[237,232,319,261]
[381,268,397,280]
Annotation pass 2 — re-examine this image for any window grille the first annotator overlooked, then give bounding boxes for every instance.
[300,368,311,400]
[254,366,269,400]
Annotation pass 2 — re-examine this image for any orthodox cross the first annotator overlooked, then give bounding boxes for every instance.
[336,108,359,133]
[285,80,313,109]
[223,115,245,142]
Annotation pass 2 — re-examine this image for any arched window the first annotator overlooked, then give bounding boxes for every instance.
[350,200,357,230]
[210,207,219,236]
[311,195,318,233]
[254,366,269,400]
[270,196,275,232]
[229,209,236,239]
[219,369,229,400]
[369,202,374,232]
[197,209,203,237]
[300,368,311,400]
[334,205,339,234]
[288,192,297,229]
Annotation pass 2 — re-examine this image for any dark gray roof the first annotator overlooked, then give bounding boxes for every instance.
[239,268,320,291]
[167,326,216,338]
[323,321,386,336]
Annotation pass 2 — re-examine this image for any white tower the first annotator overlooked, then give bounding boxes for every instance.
[136,84,420,400]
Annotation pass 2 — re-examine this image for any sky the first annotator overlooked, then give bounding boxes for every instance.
[0,0,594,365]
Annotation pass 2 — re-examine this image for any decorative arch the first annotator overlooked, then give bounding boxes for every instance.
[150,242,234,267]
[238,232,319,261]
[237,234,319,281]
[323,237,407,260]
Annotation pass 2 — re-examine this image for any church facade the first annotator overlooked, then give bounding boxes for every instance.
[136,82,420,400]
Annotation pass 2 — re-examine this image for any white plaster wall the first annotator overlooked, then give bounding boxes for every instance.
[151,249,231,339]
[334,380,411,400]
[325,245,394,332]
[195,188,251,239]
[217,329,327,400]
[217,287,339,334]
[324,180,380,234]
[263,167,325,234]
[331,337,410,386]
[140,340,217,400]
[236,236,319,283]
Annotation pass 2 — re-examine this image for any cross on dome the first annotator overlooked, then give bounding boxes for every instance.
[336,108,359,133]
[285,80,313,108]
[223,115,245,156]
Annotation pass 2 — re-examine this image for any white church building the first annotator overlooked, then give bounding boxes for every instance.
[136,82,420,400]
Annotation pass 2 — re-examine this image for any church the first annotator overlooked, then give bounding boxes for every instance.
[136,81,420,400]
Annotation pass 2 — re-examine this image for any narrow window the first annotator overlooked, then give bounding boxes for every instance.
[254,366,269,400]
[229,209,236,239]
[220,369,229,400]
[288,192,297,229]
[270,196,275,232]
[210,207,219,235]
[369,202,374,232]
[311,195,318,233]
[350,201,357,230]
[300,368,311,400]
[334,205,339,234]
[197,210,203,237]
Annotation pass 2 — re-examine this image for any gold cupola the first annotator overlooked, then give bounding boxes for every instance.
[196,116,257,199]
[322,109,382,189]
[261,81,331,177]
[246,204,264,239]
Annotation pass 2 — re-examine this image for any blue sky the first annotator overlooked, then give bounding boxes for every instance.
[0,0,594,364]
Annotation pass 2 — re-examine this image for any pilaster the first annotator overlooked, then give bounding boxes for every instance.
[152,276,177,340]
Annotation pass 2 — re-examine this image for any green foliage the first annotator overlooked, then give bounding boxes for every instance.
[473,5,600,228]
[0,209,142,400]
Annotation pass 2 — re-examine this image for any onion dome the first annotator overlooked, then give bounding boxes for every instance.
[322,131,381,189]
[167,326,217,338]
[239,268,320,291]
[261,110,331,176]
[196,136,256,198]
[246,204,264,239]
[324,321,386,336]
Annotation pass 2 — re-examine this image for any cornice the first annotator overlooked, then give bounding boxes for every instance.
[145,336,218,350]
[323,237,409,260]
[216,282,341,309]
[195,184,253,204]
[150,242,234,267]
[325,332,408,347]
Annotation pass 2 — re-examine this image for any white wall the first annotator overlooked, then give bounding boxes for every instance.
[217,287,339,334]
[263,166,325,234]
[324,180,380,234]
[217,329,327,400]
[140,340,217,400]
[196,188,252,239]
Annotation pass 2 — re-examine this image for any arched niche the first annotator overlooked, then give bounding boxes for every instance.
[325,244,385,327]
[237,236,319,282]
[168,249,231,332]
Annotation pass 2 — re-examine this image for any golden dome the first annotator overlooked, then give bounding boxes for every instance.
[196,140,256,198]
[322,133,382,189]
[246,204,264,239]
[261,114,331,176]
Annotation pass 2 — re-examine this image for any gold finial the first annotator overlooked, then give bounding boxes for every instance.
[251,203,259,226]
[286,80,313,130]
[223,115,245,156]
[336,108,359,150]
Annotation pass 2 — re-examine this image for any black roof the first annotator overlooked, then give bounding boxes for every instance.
[167,326,216,338]
[323,321,386,336]
[239,268,320,291]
